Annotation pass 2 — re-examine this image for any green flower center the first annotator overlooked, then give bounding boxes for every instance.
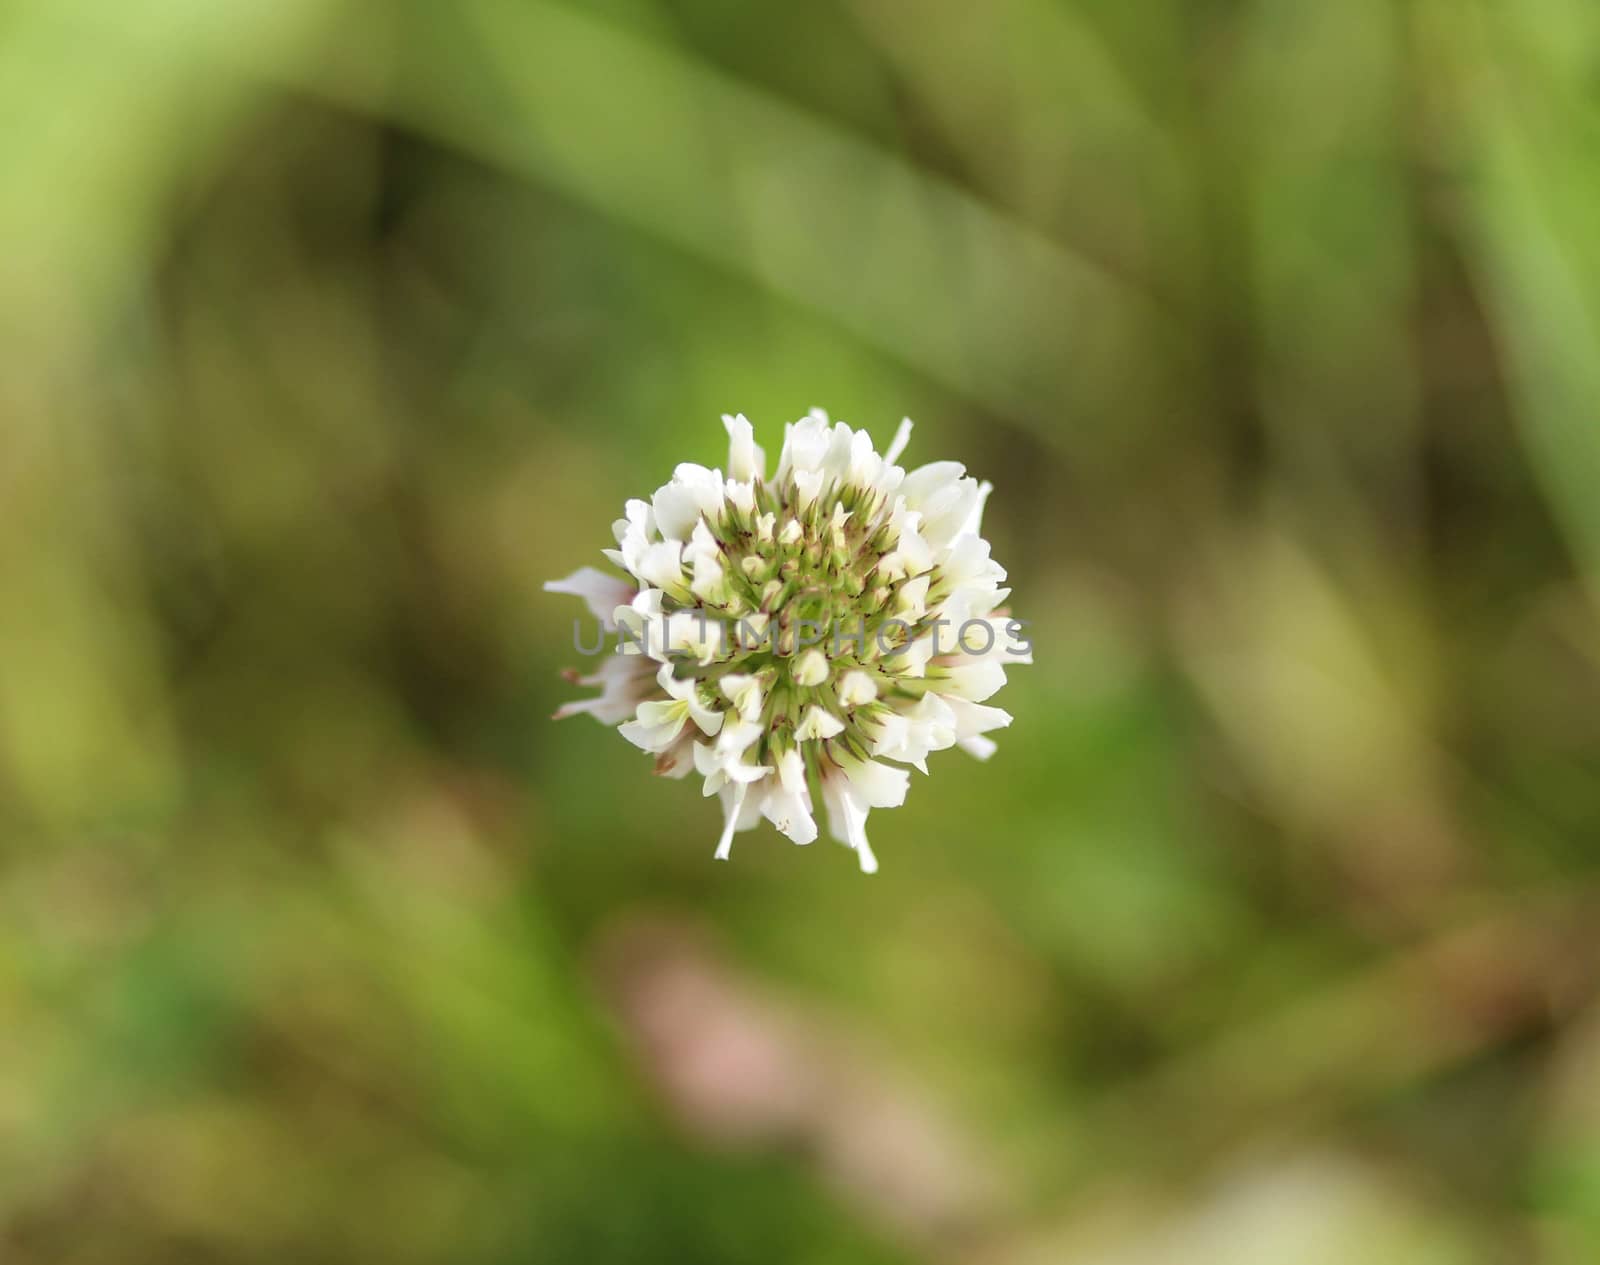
[659,473,949,768]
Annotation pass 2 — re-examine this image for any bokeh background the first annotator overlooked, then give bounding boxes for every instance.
[5,0,1600,1260]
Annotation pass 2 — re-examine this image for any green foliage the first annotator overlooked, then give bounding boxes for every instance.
[2,1,1598,1260]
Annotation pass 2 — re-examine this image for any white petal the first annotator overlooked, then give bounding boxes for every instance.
[714,782,748,861]
[725,478,756,515]
[793,649,829,687]
[843,429,884,489]
[614,590,669,661]
[817,423,861,485]
[794,706,845,741]
[955,480,993,540]
[998,619,1034,665]
[554,696,627,724]
[694,739,768,796]
[761,786,818,845]
[544,567,634,631]
[716,715,763,757]
[654,734,698,778]
[653,609,726,664]
[693,740,726,793]
[822,781,878,874]
[685,520,728,604]
[958,735,999,760]
[866,693,955,770]
[896,575,931,621]
[652,464,724,541]
[883,417,913,466]
[882,506,933,576]
[895,634,937,677]
[837,670,878,708]
[942,535,1007,591]
[828,502,853,548]
[943,696,1013,739]
[899,461,966,508]
[838,755,909,809]
[610,499,656,577]
[776,747,808,794]
[688,695,725,737]
[777,413,832,478]
[722,413,766,482]
[619,699,689,753]
[719,672,767,720]
[918,478,983,552]
[636,540,686,593]
[940,659,1008,702]
[661,674,722,735]
[793,468,825,511]
[553,653,654,724]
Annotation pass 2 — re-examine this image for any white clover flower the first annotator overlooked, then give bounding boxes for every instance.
[545,410,1030,873]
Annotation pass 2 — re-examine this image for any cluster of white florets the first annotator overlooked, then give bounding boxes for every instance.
[546,410,1029,872]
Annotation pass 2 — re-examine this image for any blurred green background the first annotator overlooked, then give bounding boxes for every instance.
[5,0,1600,1260]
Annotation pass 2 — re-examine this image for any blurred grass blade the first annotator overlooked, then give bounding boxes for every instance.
[0,0,339,343]
[846,0,1188,283]
[1229,0,1419,549]
[360,0,1185,439]
[1450,0,1600,591]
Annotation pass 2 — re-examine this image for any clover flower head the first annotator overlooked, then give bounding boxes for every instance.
[546,410,1030,873]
